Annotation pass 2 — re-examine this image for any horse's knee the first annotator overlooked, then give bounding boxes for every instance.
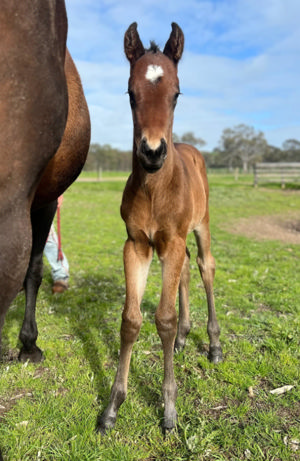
[121,310,142,343]
[155,310,177,341]
[197,253,215,270]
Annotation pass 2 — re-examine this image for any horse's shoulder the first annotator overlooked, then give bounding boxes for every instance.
[174,143,205,169]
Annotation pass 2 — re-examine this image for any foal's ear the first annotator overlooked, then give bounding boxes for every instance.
[163,22,184,65]
[124,22,145,65]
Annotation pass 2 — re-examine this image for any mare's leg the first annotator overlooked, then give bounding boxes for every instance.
[156,236,186,431]
[98,236,153,433]
[0,210,32,359]
[174,247,191,352]
[0,310,5,359]
[194,222,222,363]
[19,201,57,362]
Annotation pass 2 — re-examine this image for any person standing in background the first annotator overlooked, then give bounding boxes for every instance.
[44,196,69,294]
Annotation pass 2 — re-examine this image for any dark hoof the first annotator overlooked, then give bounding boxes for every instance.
[174,338,185,353]
[163,426,176,436]
[162,418,177,435]
[162,409,177,435]
[96,414,116,435]
[208,345,223,364]
[18,346,44,363]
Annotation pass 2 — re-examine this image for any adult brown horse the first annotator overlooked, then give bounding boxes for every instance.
[0,1,68,358]
[18,48,91,363]
[99,22,222,433]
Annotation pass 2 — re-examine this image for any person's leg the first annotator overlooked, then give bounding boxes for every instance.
[44,224,69,293]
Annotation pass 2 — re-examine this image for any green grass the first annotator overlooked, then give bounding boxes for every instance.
[1,174,300,460]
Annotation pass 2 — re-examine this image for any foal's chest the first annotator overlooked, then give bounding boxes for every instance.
[122,184,191,243]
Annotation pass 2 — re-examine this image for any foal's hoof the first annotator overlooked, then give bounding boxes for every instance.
[174,338,185,353]
[162,417,177,435]
[96,414,116,435]
[18,346,44,363]
[162,408,178,435]
[208,345,223,364]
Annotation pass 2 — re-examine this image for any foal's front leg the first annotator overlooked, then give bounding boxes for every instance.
[98,237,153,433]
[155,236,186,431]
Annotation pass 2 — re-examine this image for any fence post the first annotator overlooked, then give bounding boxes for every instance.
[253,164,258,187]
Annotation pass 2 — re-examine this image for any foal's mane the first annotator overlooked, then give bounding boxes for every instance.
[147,41,160,54]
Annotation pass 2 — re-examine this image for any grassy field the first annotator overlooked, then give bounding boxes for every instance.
[0,174,299,460]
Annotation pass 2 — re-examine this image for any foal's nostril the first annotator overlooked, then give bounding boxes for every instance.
[157,138,167,157]
[139,137,168,172]
[140,138,167,158]
[140,137,150,155]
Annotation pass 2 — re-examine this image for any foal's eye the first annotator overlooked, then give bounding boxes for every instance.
[173,92,180,108]
[128,90,136,109]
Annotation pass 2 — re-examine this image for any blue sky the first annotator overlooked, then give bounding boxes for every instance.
[65,0,300,151]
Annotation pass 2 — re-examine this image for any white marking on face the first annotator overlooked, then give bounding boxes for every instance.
[141,131,163,151]
[146,138,161,151]
[145,65,164,84]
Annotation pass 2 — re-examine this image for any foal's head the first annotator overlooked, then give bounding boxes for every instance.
[124,22,184,173]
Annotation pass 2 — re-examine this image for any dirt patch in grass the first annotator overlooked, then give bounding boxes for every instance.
[229,213,300,245]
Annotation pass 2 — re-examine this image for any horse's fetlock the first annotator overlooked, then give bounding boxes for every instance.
[19,328,38,346]
[181,321,191,337]
[207,323,220,339]
[113,389,127,409]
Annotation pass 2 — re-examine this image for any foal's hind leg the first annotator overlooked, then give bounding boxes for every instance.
[98,237,153,433]
[174,248,191,352]
[194,222,222,363]
[19,201,57,362]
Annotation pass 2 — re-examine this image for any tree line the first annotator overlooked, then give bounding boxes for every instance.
[85,124,300,173]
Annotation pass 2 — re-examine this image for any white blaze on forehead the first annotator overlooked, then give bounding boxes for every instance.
[145,64,164,84]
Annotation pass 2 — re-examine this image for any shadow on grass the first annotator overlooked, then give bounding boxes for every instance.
[0,290,27,360]
[67,273,123,402]
[66,273,163,428]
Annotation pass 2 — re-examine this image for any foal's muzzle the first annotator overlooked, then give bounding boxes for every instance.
[138,138,167,173]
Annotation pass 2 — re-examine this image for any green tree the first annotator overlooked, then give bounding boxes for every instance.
[219,124,267,172]
[282,139,300,162]
[262,145,283,162]
[85,143,131,173]
[173,131,206,149]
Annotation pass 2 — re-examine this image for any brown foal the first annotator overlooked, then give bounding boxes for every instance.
[99,22,222,433]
